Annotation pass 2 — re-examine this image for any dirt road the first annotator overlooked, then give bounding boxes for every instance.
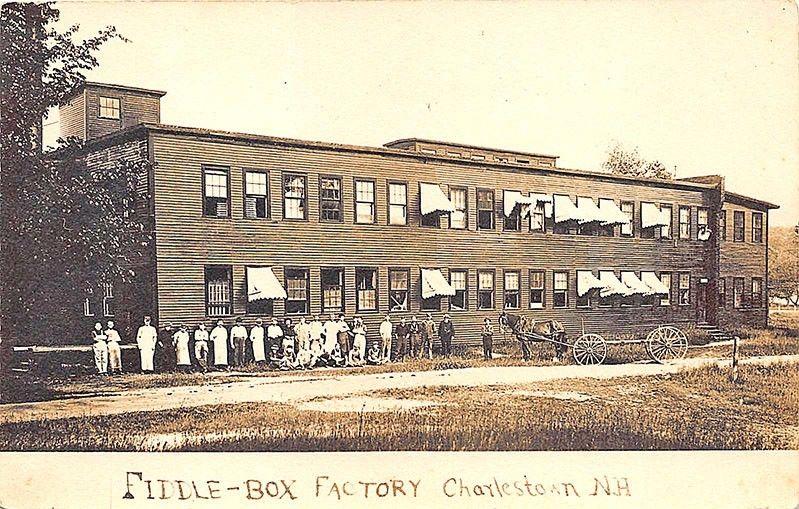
[1,354,797,424]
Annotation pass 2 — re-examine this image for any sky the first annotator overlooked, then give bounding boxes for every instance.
[45,1,798,226]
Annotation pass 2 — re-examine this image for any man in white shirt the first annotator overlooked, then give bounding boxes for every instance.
[266,318,284,361]
[194,323,209,372]
[230,317,248,367]
[105,320,123,374]
[323,313,339,355]
[210,319,229,369]
[295,316,311,351]
[135,316,157,373]
[249,318,266,364]
[309,315,324,347]
[379,315,393,362]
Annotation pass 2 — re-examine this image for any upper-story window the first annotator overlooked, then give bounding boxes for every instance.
[244,171,268,219]
[477,189,495,230]
[597,199,615,237]
[660,205,673,239]
[283,174,307,220]
[504,194,522,232]
[718,210,727,241]
[203,166,230,218]
[319,176,343,222]
[98,96,121,119]
[679,206,691,239]
[355,179,376,224]
[697,208,709,239]
[449,187,467,229]
[733,210,745,242]
[388,182,407,225]
[752,212,763,243]
[530,202,546,233]
[620,201,634,237]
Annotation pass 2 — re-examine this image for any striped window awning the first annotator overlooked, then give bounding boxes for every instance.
[247,267,287,301]
[421,268,456,299]
[420,183,456,215]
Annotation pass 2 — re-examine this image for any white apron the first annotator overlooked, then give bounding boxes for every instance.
[250,326,266,362]
[210,326,229,366]
[136,325,157,371]
[174,331,191,365]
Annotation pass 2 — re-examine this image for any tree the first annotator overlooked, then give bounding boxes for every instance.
[769,226,799,306]
[1,2,147,401]
[601,142,674,180]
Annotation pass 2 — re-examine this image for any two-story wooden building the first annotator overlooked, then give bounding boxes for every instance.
[62,82,778,345]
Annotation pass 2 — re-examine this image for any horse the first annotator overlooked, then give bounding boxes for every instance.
[498,312,568,361]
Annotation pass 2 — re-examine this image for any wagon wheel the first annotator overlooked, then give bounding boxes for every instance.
[646,326,688,363]
[572,333,607,365]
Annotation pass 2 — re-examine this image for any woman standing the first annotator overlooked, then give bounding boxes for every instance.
[249,318,266,364]
[174,324,192,372]
[350,317,367,366]
[91,322,108,375]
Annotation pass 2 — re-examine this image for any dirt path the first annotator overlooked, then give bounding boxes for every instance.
[2,354,797,424]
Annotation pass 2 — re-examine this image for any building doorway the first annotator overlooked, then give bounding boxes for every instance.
[696,278,713,324]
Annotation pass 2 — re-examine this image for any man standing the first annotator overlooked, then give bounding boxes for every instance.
[309,315,324,350]
[336,314,351,358]
[91,322,108,375]
[379,315,393,362]
[210,319,229,370]
[438,314,455,356]
[295,316,311,351]
[230,318,248,368]
[408,315,422,358]
[266,318,284,361]
[249,318,266,364]
[422,313,436,359]
[393,317,409,361]
[135,316,157,373]
[158,323,176,373]
[481,317,494,360]
[323,313,339,355]
[194,323,209,372]
[174,324,192,372]
[105,320,123,374]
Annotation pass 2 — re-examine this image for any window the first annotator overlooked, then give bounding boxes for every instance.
[285,268,310,314]
[421,212,440,227]
[504,193,522,232]
[355,179,375,224]
[620,271,635,307]
[420,148,437,155]
[641,273,655,306]
[517,159,530,165]
[102,282,115,317]
[598,270,614,307]
[244,171,269,219]
[733,211,744,242]
[504,271,520,309]
[477,189,495,230]
[98,96,120,119]
[576,271,591,308]
[477,270,495,309]
[319,176,343,222]
[530,202,546,233]
[659,273,672,306]
[529,270,545,308]
[620,201,634,236]
[421,294,440,311]
[660,205,672,239]
[389,269,409,311]
[641,203,656,239]
[471,154,485,161]
[449,187,467,229]
[719,210,727,241]
[678,273,690,306]
[321,268,344,313]
[697,208,709,238]
[733,277,744,308]
[449,270,467,311]
[553,271,568,308]
[206,266,232,317]
[718,277,726,309]
[752,212,763,243]
[388,182,407,225]
[679,206,691,239]
[751,278,763,308]
[203,166,229,218]
[283,174,307,220]
[355,268,377,312]
[83,289,95,317]
[597,199,615,237]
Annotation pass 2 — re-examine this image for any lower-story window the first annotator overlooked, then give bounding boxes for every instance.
[421,295,441,311]
[206,266,233,317]
[285,268,309,314]
[751,277,762,308]
[718,278,726,308]
[529,270,545,309]
[449,270,467,311]
[477,270,495,310]
[102,282,115,317]
[659,273,672,306]
[83,289,95,317]
[389,269,409,311]
[733,277,744,309]
[553,271,568,308]
[503,271,520,309]
[321,268,344,313]
[355,268,377,312]
[678,273,691,306]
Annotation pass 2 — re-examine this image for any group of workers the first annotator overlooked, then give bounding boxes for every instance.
[93,312,464,375]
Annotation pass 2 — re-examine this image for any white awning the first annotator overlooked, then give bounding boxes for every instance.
[577,271,608,297]
[247,267,287,301]
[420,183,456,215]
[598,199,630,226]
[554,195,582,223]
[641,271,670,294]
[503,190,524,217]
[575,197,605,224]
[641,202,670,228]
[621,271,653,295]
[599,271,633,297]
[421,268,456,299]
[504,191,549,218]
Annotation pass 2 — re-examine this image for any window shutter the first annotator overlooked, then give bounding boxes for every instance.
[245,197,256,218]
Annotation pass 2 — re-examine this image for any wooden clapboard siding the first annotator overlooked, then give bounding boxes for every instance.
[149,131,727,343]
[58,90,86,140]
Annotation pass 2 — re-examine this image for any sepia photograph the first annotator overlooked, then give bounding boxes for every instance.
[1,0,798,477]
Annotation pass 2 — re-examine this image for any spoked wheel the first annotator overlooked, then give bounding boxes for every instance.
[646,326,688,363]
[572,333,608,365]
